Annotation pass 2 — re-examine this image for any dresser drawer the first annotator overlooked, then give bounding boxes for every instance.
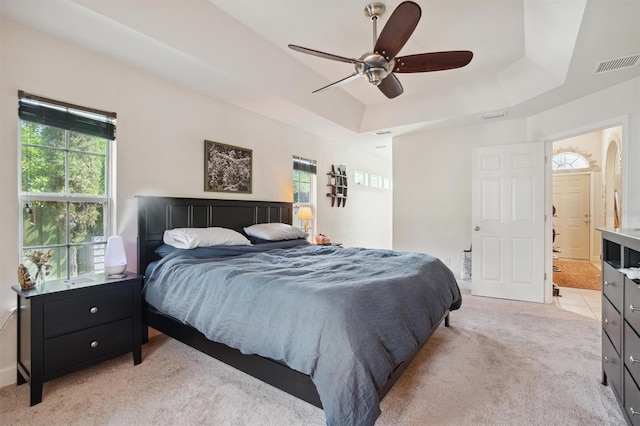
[43,318,133,375]
[604,330,622,400]
[603,261,623,308]
[627,277,640,333]
[603,296,622,353]
[44,287,133,338]
[625,369,640,425]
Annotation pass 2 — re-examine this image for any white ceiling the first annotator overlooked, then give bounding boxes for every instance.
[1,0,639,149]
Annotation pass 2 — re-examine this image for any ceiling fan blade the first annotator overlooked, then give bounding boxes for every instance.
[288,44,364,65]
[377,73,403,99]
[394,51,473,73]
[374,1,421,60]
[313,73,360,93]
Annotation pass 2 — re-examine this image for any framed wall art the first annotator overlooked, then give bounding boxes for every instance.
[204,140,252,193]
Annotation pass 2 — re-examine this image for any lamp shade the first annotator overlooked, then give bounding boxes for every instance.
[105,236,127,276]
[297,206,314,221]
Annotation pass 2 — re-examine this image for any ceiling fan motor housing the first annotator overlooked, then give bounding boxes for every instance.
[356,53,395,85]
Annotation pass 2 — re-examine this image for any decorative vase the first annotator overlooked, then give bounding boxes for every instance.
[34,265,45,286]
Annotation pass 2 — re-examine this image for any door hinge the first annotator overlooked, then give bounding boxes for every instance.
[544,272,547,281]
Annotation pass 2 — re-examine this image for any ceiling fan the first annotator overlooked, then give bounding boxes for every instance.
[288,1,473,99]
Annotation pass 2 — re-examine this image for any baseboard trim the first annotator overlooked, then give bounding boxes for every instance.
[0,365,15,388]
[456,279,472,290]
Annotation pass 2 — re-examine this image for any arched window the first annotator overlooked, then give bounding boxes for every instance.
[552,152,590,170]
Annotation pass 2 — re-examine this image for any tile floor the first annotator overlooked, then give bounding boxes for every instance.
[553,286,601,320]
[552,261,602,321]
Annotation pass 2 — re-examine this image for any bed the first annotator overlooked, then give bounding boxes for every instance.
[137,196,461,426]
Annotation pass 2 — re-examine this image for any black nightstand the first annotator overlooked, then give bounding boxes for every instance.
[12,272,143,406]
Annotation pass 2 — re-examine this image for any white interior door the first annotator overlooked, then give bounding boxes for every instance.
[472,142,545,303]
[552,174,590,260]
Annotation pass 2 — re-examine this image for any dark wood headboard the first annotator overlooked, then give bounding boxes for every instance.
[137,196,293,275]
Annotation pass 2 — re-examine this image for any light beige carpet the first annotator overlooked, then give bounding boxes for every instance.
[0,291,624,425]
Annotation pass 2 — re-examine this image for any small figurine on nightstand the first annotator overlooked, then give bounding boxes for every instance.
[315,234,331,245]
[17,264,35,290]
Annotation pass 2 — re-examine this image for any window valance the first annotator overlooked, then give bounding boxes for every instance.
[18,91,116,140]
[293,156,317,174]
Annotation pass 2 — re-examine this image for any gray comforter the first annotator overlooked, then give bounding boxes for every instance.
[144,244,461,426]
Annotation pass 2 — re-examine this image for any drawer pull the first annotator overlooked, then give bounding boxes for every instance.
[604,318,611,325]
[605,280,611,286]
[630,356,640,364]
[90,307,98,314]
[631,407,640,416]
[90,340,99,348]
[631,305,640,313]
[604,356,614,363]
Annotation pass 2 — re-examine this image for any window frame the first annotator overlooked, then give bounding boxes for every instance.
[370,174,382,188]
[354,170,368,186]
[552,152,590,171]
[18,93,115,280]
[293,156,317,234]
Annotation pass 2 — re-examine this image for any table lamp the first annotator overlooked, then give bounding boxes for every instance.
[297,206,314,233]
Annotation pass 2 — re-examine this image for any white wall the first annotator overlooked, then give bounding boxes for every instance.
[392,127,473,272]
[393,77,640,283]
[0,19,392,387]
[393,119,528,280]
[314,140,393,249]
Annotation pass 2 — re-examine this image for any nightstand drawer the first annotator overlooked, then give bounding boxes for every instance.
[43,318,133,375]
[603,295,622,353]
[44,287,133,338]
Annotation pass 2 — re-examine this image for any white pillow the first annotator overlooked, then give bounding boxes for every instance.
[163,227,251,249]
[244,223,307,241]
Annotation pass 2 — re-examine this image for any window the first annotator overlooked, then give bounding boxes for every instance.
[370,174,382,188]
[383,178,392,190]
[19,92,116,280]
[552,152,589,170]
[354,170,368,185]
[293,156,316,232]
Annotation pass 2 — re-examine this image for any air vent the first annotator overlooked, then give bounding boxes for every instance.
[375,130,394,136]
[480,111,506,120]
[594,54,640,75]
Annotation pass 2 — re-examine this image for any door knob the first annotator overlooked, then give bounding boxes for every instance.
[474,226,480,231]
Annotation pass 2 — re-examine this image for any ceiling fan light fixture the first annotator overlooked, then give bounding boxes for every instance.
[365,67,387,85]
[355,53,394,85]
